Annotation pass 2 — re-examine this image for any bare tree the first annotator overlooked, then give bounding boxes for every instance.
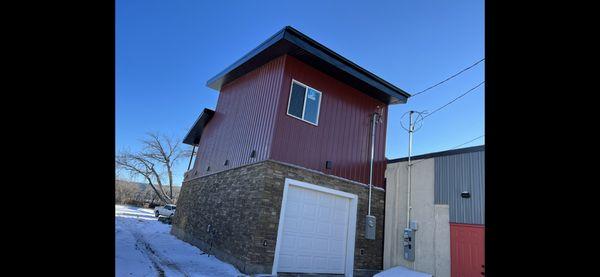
[116,132,190,204]
[116,151,172,204]
[142,132,190,199]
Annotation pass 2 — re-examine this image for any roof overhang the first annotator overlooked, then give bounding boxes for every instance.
[183,108,215,146]
[206,26,410,105]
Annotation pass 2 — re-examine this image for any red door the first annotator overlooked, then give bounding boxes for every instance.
[450,223,485,277]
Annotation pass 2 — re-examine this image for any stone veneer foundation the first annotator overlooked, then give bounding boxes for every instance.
[171,160,385,276]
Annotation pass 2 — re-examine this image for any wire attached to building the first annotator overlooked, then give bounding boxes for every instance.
[411,58,485,97]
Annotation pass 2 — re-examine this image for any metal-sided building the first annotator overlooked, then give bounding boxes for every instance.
[173,26,410,277]
[384,145,485,277]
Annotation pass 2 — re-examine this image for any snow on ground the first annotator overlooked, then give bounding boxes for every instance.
[116,205,244,277]
[374,266,432,277]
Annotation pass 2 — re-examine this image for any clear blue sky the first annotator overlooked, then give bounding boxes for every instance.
[116,0,484,185]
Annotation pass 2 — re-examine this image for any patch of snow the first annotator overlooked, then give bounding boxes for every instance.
[116,205,244,277]
[374,266,432,277]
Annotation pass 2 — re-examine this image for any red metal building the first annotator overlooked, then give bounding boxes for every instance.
[183,27,408,189]
[176,26,411,276]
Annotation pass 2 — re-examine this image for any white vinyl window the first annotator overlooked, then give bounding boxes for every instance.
[286,80,322,125]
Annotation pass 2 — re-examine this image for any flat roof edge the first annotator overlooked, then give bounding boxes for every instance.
[387,145,485,164]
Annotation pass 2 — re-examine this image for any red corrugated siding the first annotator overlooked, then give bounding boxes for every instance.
[188,56,286,178]
[450,223,485,277]
[188,54,389,188]
[270,55,388,188]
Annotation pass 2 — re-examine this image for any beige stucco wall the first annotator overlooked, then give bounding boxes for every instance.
[384,158,450,277]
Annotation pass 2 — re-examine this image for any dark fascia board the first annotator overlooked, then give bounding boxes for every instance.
[183,108,215,146]
[206,26,410,105]
[387,145,485,164]
[206,28,287,92]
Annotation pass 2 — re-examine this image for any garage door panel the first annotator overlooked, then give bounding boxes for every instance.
[288,187,303,201]
[312,238,330,252]
[303,189,320,202]
[300,220,317,233]
[331,223,347,237]
[276,184,352,274]
[319,193,335,207]
[280,236,296,252]
[302,204,318,218]
[316,222,330,235]
[297,255,312,268]
[333,210,348,224]
[286,202,302,217]
[335,197,348,210]
[314,256,328,269]
[279,254,295,269]
[329,257,345,271]
[317,206,332,220]
[283,217,300,232]
[298,237,313,251]
[329,239,345,253]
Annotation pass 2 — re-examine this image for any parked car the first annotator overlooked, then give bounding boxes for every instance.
[154,204,176,217]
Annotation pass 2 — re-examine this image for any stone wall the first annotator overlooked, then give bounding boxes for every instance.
[172,160,385,276]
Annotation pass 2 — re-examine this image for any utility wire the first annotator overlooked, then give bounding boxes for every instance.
[411,58,485,97]
[416,81,485,124]
[451,135,485,149]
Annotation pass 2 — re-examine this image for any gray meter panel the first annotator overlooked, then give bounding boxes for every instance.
[365,215,376,240]
[403,228,415,261]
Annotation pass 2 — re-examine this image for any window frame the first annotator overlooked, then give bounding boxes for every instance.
[286,79,323,126]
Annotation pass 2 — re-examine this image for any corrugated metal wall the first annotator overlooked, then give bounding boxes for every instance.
[434,150,485,225]
[189,56,286,178]
[270,55,388,188]
[189,54,388,188]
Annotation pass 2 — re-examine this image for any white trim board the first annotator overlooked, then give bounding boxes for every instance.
[272,178,358,277]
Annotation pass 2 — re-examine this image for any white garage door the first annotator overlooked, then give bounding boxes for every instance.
[275,182,355,274]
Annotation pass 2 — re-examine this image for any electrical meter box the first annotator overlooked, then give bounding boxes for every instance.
[365,215,376,240]
[403,228,415,261]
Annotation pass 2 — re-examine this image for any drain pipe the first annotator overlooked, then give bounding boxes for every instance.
[365,111,379,240]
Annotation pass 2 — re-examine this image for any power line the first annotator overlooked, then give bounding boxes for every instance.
[411,58,485,97]
[416,81,485,124]
[451,135,485,149]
